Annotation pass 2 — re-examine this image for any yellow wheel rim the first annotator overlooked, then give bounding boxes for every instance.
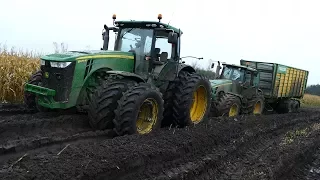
[190,85,208,123]
[229,104,239,117]
[136,98,158,134]
[253,101,262,114]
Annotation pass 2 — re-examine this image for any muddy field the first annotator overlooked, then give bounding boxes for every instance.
[0,104,319,180]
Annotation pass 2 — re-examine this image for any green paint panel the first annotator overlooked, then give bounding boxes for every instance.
[25,50,136,109]
[277,65,288,74]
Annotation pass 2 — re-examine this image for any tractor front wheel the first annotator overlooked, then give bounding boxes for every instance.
[24,70,42,109]
[171,73,212,127]
[87,80,135,130]
[24,70,49,112]
[216,93,241,117]
[113,83,164,136]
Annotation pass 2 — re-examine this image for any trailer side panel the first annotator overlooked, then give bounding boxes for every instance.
[240,59,308,99]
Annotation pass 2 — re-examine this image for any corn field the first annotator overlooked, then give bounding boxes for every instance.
[0,46,40,103]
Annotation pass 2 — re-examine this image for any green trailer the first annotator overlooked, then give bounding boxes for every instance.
[240,59,309,113]
[209,59,309,117]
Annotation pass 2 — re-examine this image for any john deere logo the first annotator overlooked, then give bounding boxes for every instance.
[44,72,49,78]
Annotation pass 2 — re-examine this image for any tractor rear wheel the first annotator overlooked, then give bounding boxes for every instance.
[113,83,164,136]
[88,80,136,130]
[252,97,265,115]
[216,93,241,117]
[171,72,211,127]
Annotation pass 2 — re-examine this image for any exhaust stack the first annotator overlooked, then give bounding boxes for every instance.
[215,61,221,78]
[102,24,109,50]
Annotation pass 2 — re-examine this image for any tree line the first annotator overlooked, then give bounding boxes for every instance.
[305,84,320,96]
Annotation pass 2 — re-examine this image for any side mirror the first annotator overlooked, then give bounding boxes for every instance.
[211,63,215,68]
[168,32,178,44]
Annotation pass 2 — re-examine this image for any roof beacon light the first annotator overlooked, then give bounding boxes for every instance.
[112,14,117,26]
[158,14,162,22]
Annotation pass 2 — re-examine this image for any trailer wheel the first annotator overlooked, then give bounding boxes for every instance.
[292,100,299,112]
[276,99,294,113]
[113,83,164,136]
[216,93,241,117]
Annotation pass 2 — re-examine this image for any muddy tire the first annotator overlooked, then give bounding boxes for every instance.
[87,80,136,130]
[292,100,300,112]
[161,82,177,127]
[113,83,164,136]
[216,93,241,117]
[276,99,295,114]
[171,72,212,127]
[24,70,42,109]
[252,96,265,115]
[162,71,190,127]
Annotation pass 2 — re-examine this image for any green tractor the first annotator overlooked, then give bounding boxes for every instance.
[209,61,264,117]
[24,14,212,136]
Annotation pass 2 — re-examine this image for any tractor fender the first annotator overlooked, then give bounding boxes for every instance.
[157,63,196,81]
[105,70,145,83]
[225,92,243,100]
[77,69,145,107]
[178,64,196,75]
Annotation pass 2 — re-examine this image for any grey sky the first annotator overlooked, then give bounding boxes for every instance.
[1,0,319,85]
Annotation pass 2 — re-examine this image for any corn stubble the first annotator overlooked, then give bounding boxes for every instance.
[0,46,40,103]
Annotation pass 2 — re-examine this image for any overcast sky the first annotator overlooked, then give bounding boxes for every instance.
[1,0,319,85]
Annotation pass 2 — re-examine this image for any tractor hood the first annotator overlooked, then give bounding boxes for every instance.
[209,79,232,87]
[41,50,134,62]
[210,79,233,100]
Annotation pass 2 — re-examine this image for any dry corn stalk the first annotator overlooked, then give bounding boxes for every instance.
[0,45,40,103]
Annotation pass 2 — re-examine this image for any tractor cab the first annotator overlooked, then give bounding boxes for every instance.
[218,63,259,87]
[104,14,181,79]
[210,61,260,101]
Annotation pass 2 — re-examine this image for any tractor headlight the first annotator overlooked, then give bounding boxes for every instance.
[50,61,72,68]
[40,59,46,66]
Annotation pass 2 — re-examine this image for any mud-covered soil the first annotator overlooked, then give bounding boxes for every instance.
[0,104,319,180]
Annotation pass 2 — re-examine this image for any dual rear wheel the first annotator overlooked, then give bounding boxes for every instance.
[87,71,212,136]
[87,80,163,135]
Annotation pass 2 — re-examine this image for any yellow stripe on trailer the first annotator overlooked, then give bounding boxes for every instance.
[76,55,134,60]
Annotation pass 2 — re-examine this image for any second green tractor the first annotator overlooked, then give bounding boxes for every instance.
[24,14,212,136]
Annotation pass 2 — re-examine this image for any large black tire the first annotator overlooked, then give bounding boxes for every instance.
[251,90,265,115]
[216,93,241,117]
[162,71,189,127]
[171,72,212,127]
[24,70,42,109]
[113,83,164,136]
[87,80,136,130]
[252,96,265,115]
[24,70,50,112]
[276,99,296,114]
[292,100,300,112]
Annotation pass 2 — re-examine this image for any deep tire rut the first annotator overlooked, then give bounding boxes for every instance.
[0,105,319,180]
